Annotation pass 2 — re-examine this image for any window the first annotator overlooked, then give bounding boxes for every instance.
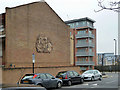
[46,74,53,79]
[40,74,47,79]
[94,71,98,74]
[73,71,79,76]
[87,21,93,27]
[77,39,86,43]
[33,74,40,79]
[77,48,86,52]
[77,30,86,34]
[76,22,79,27]
[68,23,75,28]
[70,32,71,36]
[77,58,86,61]
[82,21,86,26]
[89,39,92,43]
[69,71,74,77]
[89,48,92,52]
[89,57,93,61]
[89,30,92,34]
[77,21,86,27]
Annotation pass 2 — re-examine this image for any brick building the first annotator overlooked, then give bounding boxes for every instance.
[2,1,72,67]
[65,17,97,71]
[0,1,80,84]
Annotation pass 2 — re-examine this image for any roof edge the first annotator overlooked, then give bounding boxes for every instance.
[65,17,96,24]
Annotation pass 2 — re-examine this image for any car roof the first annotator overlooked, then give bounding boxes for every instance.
[85,70,99,72]
[24,73,52,75]
[58,70,76,73]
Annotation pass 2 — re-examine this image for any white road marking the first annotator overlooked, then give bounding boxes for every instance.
[82,83,89,85]
[92,83,98,86]
[90,87,96,88]
[106,80,116,84]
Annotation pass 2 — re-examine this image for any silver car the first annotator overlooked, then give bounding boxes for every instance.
[82,70,102,81]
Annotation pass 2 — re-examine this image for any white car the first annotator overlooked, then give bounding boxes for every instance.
[82,70,102,81]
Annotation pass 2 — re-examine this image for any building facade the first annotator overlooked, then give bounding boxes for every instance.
[65,17,97,71]
[97,53,115,66]
[0,13,5,66]
[1,1,72,68]
[0,1,82,84]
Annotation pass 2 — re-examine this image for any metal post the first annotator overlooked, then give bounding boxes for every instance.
[114,39,117,73]
[33,63,34,74]
[102,54,104,75]
[32,53,35,74]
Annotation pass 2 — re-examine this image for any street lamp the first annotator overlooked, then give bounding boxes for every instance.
[32,53,35,74]
[114,39,117,72]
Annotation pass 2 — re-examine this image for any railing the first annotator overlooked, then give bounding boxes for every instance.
[76,51,94,56]
[76,33,94,39]
[76,42,94,48]
[76,61,95,66]
[0,28,5,38]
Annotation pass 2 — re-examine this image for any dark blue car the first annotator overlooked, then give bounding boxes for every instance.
[56,71,84,86]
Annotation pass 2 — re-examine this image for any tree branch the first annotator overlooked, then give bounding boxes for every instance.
[95,0,120,12]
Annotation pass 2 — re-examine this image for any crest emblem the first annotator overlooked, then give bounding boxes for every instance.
[36,34,53,53]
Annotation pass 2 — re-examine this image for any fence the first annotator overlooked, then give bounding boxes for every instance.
[94,65,120,72]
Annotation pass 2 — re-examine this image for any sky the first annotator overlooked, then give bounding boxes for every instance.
[0,0,118,54]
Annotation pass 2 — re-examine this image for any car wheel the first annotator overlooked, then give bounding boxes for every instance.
[68,80,72,86]
[80,78,84,84]
[37,83,43,87]
[91,77,94,81]
[56,82,62,88]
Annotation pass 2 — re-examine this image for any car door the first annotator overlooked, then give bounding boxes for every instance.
[68,71,76,83]
[72,71,81,83]
[45,73,56,88]
[39,73,49,88]
[95,70,100,79]
[94,71,99,80]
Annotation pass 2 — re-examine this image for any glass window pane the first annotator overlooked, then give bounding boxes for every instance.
[73,71,79,76]
[40,74,47,79]
[46,74,53,79]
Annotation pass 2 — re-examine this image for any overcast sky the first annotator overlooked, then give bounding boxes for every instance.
[0,0,118,54]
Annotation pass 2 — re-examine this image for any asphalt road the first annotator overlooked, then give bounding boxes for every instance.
[1,72,119,90]
[56,72,119,90]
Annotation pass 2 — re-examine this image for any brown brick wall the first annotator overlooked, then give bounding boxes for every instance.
[2,66,80,84]
[5,2,70,67]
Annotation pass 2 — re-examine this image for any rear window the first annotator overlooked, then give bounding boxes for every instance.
[22,74,34,80]
[57,71,67,76]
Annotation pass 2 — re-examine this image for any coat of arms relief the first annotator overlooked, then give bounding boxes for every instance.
[36,34,53,53]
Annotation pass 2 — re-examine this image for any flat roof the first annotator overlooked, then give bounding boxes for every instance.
[65,17,96,24]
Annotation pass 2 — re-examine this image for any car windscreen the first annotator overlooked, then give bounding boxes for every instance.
[22,74,34,80]
[57,71,67,76]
